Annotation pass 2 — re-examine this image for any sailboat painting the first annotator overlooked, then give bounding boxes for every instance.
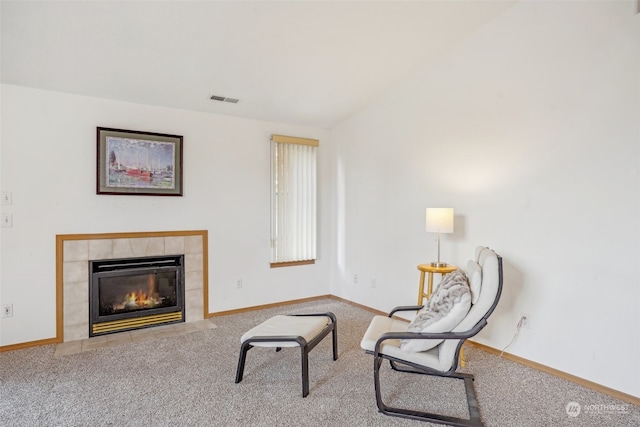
[97,127,183,196]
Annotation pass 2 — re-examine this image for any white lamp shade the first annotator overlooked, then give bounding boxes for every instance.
[425,208,454,233]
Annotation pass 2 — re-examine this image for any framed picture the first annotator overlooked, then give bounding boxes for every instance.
[97,127,183,196]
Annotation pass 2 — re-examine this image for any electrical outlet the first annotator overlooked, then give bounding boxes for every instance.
[2,304,13,318]
[1,213,12,227]
[236,278,243,289]
[1,192,11,206]
[353,274,358,284]
[520,312,530,329]
[371,278,377,288]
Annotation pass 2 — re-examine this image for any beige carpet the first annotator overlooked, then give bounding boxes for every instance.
[1,298,638,426]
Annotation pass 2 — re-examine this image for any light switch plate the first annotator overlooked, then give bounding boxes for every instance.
[1,192,12,206]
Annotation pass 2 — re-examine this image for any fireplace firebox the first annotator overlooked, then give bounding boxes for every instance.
[89,255,185,336]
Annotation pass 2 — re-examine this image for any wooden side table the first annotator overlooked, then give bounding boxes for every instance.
[416,264,458,305]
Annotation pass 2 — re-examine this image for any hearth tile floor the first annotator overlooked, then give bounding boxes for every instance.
[54,319,218,357]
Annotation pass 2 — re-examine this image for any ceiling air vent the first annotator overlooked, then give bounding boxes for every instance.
[210,94,239,104]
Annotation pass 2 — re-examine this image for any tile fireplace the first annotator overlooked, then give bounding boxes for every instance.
[57,230,208,343]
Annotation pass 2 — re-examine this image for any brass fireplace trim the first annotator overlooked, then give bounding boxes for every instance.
[92,311,184,335]
[55,230,209,344]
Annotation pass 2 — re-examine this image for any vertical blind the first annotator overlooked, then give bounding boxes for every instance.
[270,134,318,265]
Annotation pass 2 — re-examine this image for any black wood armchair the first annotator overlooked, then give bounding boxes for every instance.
[360,247,503,426]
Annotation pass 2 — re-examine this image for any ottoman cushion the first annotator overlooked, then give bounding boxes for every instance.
[241,315,331,348]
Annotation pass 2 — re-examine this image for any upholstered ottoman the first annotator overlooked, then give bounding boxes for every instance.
[234,312,338,397]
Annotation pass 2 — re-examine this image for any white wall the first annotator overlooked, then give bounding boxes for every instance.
[0,85,333,346]
[330,1,639,397]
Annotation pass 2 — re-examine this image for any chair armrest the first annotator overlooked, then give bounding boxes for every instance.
[388,305,424,317]
[374,319,487,355]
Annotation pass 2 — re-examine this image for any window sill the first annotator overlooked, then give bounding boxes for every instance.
[270,260,315,268]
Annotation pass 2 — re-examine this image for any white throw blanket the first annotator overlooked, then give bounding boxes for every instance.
[407,269,471,333]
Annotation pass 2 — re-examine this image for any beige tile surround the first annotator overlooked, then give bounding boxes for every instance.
[58,231,207,343]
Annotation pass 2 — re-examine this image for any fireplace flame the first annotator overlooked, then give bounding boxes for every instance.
[119,289,161,310]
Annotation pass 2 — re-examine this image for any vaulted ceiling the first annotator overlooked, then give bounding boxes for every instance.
[1,1,516,128]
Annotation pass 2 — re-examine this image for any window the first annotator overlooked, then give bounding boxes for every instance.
[270,134,318,267]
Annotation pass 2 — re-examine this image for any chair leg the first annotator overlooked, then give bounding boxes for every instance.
[373,354,484,427]
[373,353,388,412]
[463,376,481,422]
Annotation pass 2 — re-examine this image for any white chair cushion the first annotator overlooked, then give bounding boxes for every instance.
[466,259,482,304]
[241,315,330,348]
[360,315,408,352]
[360,315,447,371]
[400,270,471,352]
